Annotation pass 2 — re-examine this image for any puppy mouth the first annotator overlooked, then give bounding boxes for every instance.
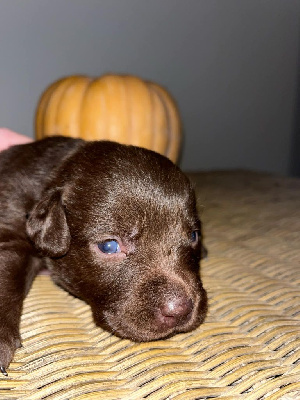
[99,315,193,342]
[94,290,207,342]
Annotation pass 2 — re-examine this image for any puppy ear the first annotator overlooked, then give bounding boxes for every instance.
[26,189,70,257]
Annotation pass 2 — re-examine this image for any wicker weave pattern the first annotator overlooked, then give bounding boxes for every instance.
[0,171,299,399]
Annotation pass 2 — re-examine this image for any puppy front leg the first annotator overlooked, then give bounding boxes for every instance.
[0,238,37,375]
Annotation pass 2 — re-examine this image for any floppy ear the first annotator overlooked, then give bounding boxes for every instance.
[26,189,70,257]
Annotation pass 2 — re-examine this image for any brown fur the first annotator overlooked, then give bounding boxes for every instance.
[0,137,207,372]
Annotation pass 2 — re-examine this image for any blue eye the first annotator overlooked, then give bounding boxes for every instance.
[98,240,120,254]
[191,231,199,243]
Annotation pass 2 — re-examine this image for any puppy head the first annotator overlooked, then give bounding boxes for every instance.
[27,141,207,341]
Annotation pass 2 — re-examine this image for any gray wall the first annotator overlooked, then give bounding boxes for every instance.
[1,0,299,175]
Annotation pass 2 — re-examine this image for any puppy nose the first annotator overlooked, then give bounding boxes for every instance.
[160,297,193,328]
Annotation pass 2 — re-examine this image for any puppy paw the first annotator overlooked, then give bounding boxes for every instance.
[0,331,21,376]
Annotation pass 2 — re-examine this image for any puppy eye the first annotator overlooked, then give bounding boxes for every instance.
[191,230,199,244]
[98,240,120,254]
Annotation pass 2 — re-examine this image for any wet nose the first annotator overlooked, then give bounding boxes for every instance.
[159,297,193,328]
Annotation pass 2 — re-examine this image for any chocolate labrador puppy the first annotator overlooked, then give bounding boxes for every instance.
[0,137,207,374]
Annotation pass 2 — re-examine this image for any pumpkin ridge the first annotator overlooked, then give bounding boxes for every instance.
[56,76,87,138]
[147,81,155,151]
[150,83,181,162]
[149,83,172,158]
[123,77,132,144]
[78,77,94,138]
[35,79,62,140]
[45,77,76,137]
[147,83,166,154]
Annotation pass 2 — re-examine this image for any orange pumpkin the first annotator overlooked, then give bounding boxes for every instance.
[35,74,182,162]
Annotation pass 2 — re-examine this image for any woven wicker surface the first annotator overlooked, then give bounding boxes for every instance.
[0,171,299,399]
